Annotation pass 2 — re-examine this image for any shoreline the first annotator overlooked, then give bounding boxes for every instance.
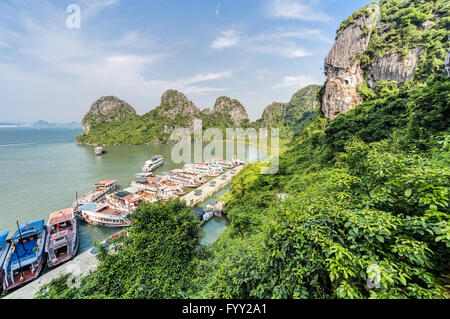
[2,164,245,299]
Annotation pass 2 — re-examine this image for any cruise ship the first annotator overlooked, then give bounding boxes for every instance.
[166,169,206,188]
[183,162,224,177]
[45,208,79,268]
[211,155,243,168]
[2,220,47,291]
[77,202,132,228]
[142,155,164,173]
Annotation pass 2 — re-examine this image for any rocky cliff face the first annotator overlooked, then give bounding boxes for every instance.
[262,102,288,127]
[322,0,448,120]
[211,96,249,126]
[81,96,136,133]
[366,47,424,88]
[156,89,201,120]
[322,3,380,120]
[262,85,321,127]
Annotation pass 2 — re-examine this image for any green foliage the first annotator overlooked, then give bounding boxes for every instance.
[200,76,450,299]
[37,200,204,299]
[362,0,449,82]
[325,76,449,153]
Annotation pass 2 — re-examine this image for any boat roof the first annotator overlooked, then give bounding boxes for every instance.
[96,180,117,186]
[116,191,132,199]
[78,202,103,212]
[123,195,142,202]
[7,235,43,271]
[49,208,74,225]
[123,186,138,193]
[13,220,45,240]
[0,231,9,249]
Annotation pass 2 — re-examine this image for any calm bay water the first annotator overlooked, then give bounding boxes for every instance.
[0,128,259,251]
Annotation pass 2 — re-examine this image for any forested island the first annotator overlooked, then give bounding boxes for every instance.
[38,0,449,299]
[76,85,321,145]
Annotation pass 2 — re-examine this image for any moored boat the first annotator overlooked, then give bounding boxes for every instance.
[45,208,79,268]
[0,231,11,292]
[77,202,132,228]
[74,179,119,208]
[184,162,224,176]
[2,220,47,292]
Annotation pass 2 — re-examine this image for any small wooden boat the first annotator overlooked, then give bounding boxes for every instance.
[45,208,79,268]
[2,220,47,292]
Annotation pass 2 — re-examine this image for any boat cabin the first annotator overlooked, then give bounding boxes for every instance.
[2,220,47,291]
[46,208,78,268]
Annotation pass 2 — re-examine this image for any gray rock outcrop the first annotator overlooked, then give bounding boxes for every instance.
[322,3,380,120]
[212,96,249,126]
[81,96,136,133]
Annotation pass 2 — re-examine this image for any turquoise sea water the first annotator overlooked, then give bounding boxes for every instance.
[0,128,260,252]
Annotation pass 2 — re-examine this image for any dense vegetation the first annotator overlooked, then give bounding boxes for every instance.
[342,0,449,85]
[76,108,246,145]
[38,0,449,300]
[38,74,449,300]
[76,85,320,145]
[197,76,449,299]
[37,200,204,298]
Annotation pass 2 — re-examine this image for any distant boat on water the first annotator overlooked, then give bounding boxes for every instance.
[2,220,47,292]
[142,155,164,173]
[94,146,105,156]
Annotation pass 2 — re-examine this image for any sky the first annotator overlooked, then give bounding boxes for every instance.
[0,0,374,123]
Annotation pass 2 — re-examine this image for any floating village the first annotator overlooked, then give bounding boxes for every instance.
[0,152,244,295]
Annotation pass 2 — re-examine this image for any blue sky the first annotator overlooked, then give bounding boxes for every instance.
[0,0,373,122]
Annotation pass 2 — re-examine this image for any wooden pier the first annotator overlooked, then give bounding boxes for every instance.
[181,165,244,207]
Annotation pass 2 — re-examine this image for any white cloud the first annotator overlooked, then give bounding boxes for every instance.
[273,74,317,89]
[266,0,332,22]
[248,43,312,59]
[256,28,333,44]
[211,30,240,50]
[82,0,119,9]
[185,71,232,84]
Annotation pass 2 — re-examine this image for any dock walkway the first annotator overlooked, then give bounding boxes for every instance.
[181,165,244,207]
[4,165,245,299]
[4,248,99,299]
